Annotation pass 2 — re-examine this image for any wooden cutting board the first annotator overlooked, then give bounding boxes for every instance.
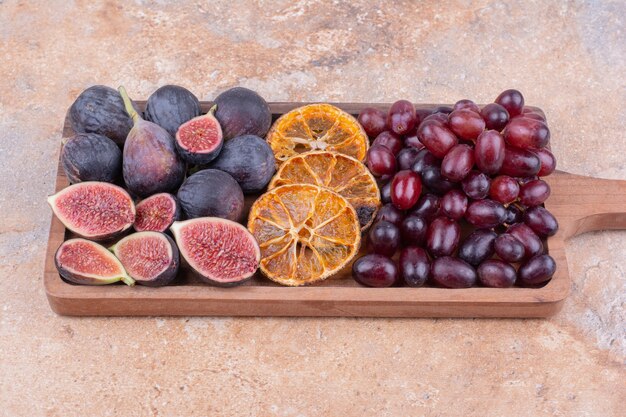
[43,102,626,317]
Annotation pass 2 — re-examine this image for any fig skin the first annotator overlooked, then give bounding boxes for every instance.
[145,85,201,137]
[69,85,135,143]
[119,86,186,198]
[175,105,224,165]
[214,87,272,140]
[208,134,276,193]
[134,193,182,233]
[112,232,180,287]
[61,132,122,184]
[177,169,244,221]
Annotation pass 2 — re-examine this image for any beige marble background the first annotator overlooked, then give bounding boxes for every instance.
[0,1,625,416]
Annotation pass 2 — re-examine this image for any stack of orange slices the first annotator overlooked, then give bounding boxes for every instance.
[248,104,380,286]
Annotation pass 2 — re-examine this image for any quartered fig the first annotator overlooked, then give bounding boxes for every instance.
[55,238,134,286]
[177,169,244,221]
[175,104,224,165]
[61,132,122,184]
[111,231,179,287]
[48,182,135,241]
[171,218,260,286]
[145,84,201,137]
[214,87,272,140]
[134,193,181,233]
[119,86,186,198]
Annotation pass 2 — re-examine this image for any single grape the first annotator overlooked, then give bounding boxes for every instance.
[380,181,391,204]
[387,100,417,135]
[368,220,401,257]
[480,103,509,131]
[375,203,404,226]
[417,120,458,158]
[453,99,480,113]
[352,254,398,288]
[431,256,477,288]
[411,149,440,174]
[432,106,454,114]
[474,130,505,174]
[518,254,556,286]
[367,145,397,177]
[358,107,387,138]
[522,107,546,121]
[448,109,486,141]
[504,204,524,225]
[397,147,422,171]
[391,170,422,210]
[458,229,497,266]
[422,166,457,195]
[519,179,550,207]
[462,170,491,199]
[422,112,449,125]
[477,259,517,288]
[440,189,468,220]
[410,193,441,221]
[400,215,428,246]
[533,148,557,176]
[373,131,403,155]
[403,128,424,149]
[495,89,524,117]
[399,246,430,287]
[489,175,520,204]
[499,147,541,177]
[516,112,546,122]
[494,234,525,262]
[426,216,460,258]
[503,117,550,149]
[524,206,559,237]
[465,200,507,228]
[506,223,543,259]
[441,144,474,182]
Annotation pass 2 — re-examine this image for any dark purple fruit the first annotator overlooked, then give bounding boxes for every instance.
[397,147,421,171]
[209,134,276,193]
[367,145,397,177]
[177,169,244,221]
[145,85,201,137]
[494,234,526,263]
[462,170,491,199]
[171,218,260,286]
[453,99,480,113]
[518,254,556,285]
[61,133,122,184]
[441,144,474,182]
[112,232,179,287]
[358,107,387,138]
[411,149,440,174]
[68,85,134,143]
[380,182,392,204]
[421,166,456,195]
[480,103,509,131]
[431,256,477,288]
[495,89,524,117]
[55,238,134,286]
[524,206,559,237]
[134,193,181,233]
[373,131,403,155]
[505,204,524,225]
[175,105,223,165]
[410,194,441,221]
[477,259,517,288]
[214,87,272,140]
[458,229,497,266]
[440,189,467,220]
[400,215,428,246]
[465,200,507,229]
[119,86,185,198]
[48,182,135,241]
[506,223,544,259]
[352,254,398,288]
[368,221,400,257]
[375,203,404,226]
[399,247,430,287]
[426,216,460,258]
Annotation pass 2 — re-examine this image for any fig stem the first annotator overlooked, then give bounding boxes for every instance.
[118,86,140,124]
[208,104,217,115]
[121,275,135,286]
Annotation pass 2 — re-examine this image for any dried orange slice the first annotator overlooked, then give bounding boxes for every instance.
[268,151,380,230]
[247,184,361,286]
[266,103,368,164]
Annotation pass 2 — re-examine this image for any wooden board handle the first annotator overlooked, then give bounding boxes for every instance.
[547,171,626,239]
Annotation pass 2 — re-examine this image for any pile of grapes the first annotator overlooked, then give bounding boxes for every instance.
[353,89,558,289]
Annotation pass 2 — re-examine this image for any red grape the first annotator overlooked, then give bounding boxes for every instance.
[441,144,474,182]
[391,170,422,210]
[422,166,457,195]
[410,194,441,221]
[448,109,486,141]
[411,149,440,174]
[506,223,543,259]
[400,215,428,246]
[373,131,403,155]
[489,175,520,204]
[399,247,430,287]
[358,107,387,138]
[465,200,507,228]
[519,179,550,207]
[504,204,524,225]
[516,112,546,122]
[368,221,400,257]
[518,254,556,286]
[499,147,541,177]
[426,216,460,258]
[477,260,517,288]
[462,170,491,199]
[397,147,422,171]
[440,189,468,220]
[387,100,417,135]
[431,257,477,288]
[533,148,557,176]
[352,254,398,287]
[480,103,509,131]
[453,99,480,113]
[375,203,404,226]
[422,112,449,125]
[417,120,458,158]
[474,130,505,174]
[458,229,497,266]
[495,89,524,117]
[403,128,424,149]
[494,234,525,262]
[524,206,559,237]
[503,117,550,149]
[367,145,397,177]
[380,181,391,204]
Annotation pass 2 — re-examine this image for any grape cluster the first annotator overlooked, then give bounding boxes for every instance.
[353,89,558,289]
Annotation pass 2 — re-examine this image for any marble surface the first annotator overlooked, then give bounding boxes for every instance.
[0,1,624,416]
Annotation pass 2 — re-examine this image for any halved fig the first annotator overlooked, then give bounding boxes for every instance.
[170,217,260,286]
[134,193,181,233]
[48,182,135,241]
[55,238,134,286]
[175,105,224,165]
[111,231,179,287]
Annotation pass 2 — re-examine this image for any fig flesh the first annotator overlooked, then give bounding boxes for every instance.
[48,182,135,241]
[170,218,260,286]
[214,87,272,140]
[177,169,244,221]
[112,231,179,287]
[134,193,181,233]
[61,132,122,183]
[69,85,135,143]
[208,134,275,193]
[175,105,224,165]
[145,84,201,137]
[55,238,134,286]
[119,86,186,198]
